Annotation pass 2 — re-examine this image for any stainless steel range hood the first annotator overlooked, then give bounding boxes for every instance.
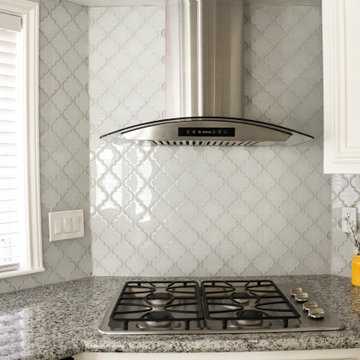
[100,0,314,146]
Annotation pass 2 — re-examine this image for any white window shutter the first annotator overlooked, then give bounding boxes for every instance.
[0,12,21,32]
[0,13,22,272]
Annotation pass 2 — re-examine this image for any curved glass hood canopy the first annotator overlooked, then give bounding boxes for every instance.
[100,0,314,147]
[101,117,314,147]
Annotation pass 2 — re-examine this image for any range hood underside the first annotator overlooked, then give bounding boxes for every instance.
[100,117,314,147]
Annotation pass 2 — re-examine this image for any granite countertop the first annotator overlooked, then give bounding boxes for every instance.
[1,275,360,360]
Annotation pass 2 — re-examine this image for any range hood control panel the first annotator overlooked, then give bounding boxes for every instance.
[178,127,235,137]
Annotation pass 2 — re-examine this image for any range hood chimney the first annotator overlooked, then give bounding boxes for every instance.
[100,0,313,146]
[166,0,244,120]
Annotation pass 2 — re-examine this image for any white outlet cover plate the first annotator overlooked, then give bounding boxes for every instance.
[342,207,357,233]
[48,209,84,242]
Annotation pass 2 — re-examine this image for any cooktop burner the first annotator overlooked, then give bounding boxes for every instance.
[202,280,300,329]
[108,281,204,331]
[99,279,345,335]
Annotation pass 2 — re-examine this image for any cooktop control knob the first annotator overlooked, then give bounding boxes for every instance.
[294,292,310,302]
[303,301,319,312]
[290,288,303,296]
[308,307,325,319]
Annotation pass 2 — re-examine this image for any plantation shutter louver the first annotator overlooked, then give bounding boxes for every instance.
[0,11,24,273]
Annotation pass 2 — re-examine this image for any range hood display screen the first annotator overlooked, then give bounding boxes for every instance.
[178,127,235,137]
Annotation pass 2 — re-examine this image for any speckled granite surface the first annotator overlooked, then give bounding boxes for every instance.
[1,275,360,360]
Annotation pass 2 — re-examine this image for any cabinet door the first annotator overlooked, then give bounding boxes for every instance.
[323,0,360,173]
[74,349,360,360]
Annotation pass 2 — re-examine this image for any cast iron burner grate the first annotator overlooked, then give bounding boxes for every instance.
[109,281,205,331]
[201,280,301,329]
[101,279,345,334]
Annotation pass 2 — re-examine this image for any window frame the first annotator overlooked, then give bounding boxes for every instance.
[0,0,43,279]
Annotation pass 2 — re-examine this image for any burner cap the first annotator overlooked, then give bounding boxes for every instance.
[231,292,250,304]
[239,309,263,319]
[143,311,174,328]
[236,309,264,326]
[146,311,172,321]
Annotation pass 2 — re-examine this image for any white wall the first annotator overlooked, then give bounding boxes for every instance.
[0,0,91,293]
[89,5,332,276]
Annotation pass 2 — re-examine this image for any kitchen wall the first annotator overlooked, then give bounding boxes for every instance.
[0,0,91,293]
[332,175,360,276]
[0,1,355,294]
[89,4,333,276]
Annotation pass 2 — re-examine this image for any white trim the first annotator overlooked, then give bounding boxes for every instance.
[0,12,21,31]
[67,0,162,6]
[323,0,360,173]
[66,0,320,7]
[24,1,42,273]
[0,263,20,273]
[0,267,44,280]
[0,0,43,276]
[74,348,360,360]
[0,0,38,15]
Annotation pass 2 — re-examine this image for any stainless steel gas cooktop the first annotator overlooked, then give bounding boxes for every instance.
[99,280,344,334]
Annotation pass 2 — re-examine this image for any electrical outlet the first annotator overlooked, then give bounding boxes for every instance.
[342,207,357,233]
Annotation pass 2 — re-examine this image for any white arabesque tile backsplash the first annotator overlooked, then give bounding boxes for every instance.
[331,175,360,276]
[89,5,333,276]
[0,1,356,294]
[0,0,91,294]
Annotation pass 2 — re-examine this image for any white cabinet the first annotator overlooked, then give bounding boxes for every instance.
[323,0,360,173]
[73,349,360,360]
